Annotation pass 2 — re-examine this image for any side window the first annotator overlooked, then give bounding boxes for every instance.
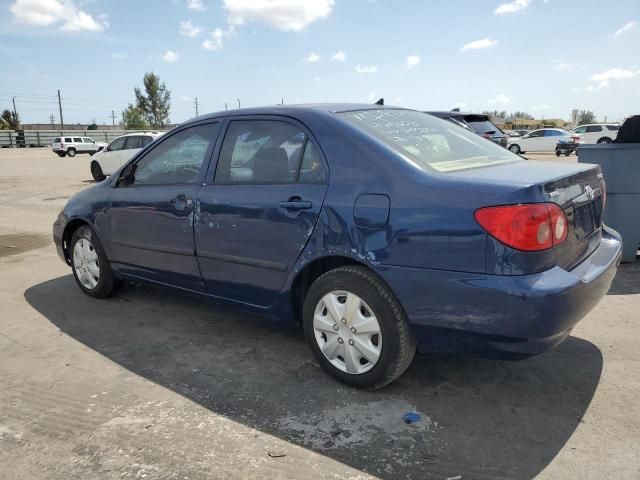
[299,141,327,183]
[83,138,94,143]
[607,125,619,131]
[215,120,306,183]
[140,136,153,147]
[64,137,72,142]
[586,125,602,133]
[124,136,141,149]
[528,130,544,138]
[133,123,219,185]
[545,130,563,137]
[109,137,126,151]
[73,137,82,143]
[54,137,61,143]
[573,126,587,134]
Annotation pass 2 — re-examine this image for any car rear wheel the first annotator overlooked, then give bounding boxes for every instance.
[67,148,76,157]
[57,152,66,158]
[597,137,612,144]
[509,144,521,154]
[303,265,416,389]
[90,161,106,181]
[70,226,117,298]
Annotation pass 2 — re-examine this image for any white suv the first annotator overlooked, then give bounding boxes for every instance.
[52,136,108,157]
[90,132,164,181]
[570,124,619,144]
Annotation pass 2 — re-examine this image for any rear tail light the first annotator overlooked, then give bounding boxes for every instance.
[570,135,581,143]
[474,203,568,252]
[599,177,607,211]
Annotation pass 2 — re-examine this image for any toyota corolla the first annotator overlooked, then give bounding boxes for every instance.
[53,105,622,389]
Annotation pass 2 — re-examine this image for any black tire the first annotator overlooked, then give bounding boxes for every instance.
[597,137,612,144]
[91,161,106,181]
[57,152,66,158]
[70,225,117,298]
[555,150,561,157]
[303,265,416,389]
[67,148,76,157]
[509,144,521,154]
[564,150,571,156]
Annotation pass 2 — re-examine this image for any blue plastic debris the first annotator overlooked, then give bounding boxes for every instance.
[402,412,421,424]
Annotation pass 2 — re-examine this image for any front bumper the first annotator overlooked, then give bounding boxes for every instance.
[376,227,622,357]
[53,212,69,265]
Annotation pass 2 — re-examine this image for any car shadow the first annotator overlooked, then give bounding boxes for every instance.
[607,261,640,295]
[25,276,603,479]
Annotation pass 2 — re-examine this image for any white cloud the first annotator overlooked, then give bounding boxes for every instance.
[405,54,420,70]
[223,0,334,31]
[355,64,377,74]
[488,93,511,105]
[591,68,638,84]
[553,59,589,71]
[202,28,231,50]
[614,21,637,36]
[331,50,346,62]
[532,104,551,111]
[460,38,498,51]
[186,0,206,12]
[10,0,108,32]
[494,0,530,15]
[179,20,202,38]
[305,51,321,63]
[162,50,179,63]
[110,52,128,59]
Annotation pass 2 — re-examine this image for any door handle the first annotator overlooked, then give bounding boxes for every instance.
[170,194,193,210]
[279,198,312,210]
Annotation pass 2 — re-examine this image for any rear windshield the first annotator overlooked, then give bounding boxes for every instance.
[339,109,520,173]
[465,118,502,135]
[53,137,60,142]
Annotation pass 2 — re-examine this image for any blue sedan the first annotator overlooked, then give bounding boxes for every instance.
[53,105,622,389]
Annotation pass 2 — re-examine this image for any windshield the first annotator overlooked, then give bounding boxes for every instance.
[340,109,520,173]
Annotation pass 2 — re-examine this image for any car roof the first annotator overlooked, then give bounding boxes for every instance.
[119,132,164,137]
[188,103,414,123]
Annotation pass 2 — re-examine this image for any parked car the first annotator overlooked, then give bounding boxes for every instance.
[53,105,621,389]
[89,132,164,181]
[507,128,576,154]
[52,136,108,157]
[570,124,619,144]
[504,129,522,137]
[426,111,508,148]
[513,129,531,136]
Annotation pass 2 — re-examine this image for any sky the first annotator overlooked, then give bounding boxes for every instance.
[0,0,638,125]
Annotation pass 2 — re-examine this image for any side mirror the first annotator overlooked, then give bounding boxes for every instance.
[106,145,112,152]
[117,163,135,186]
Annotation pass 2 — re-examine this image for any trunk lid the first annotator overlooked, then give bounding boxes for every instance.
[450,160,604,272]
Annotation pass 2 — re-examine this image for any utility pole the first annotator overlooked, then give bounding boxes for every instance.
[49,114,55,127]
[237,98,241,109]
[110,110,116,126]
[194,97,199,116]
[57,90,64,130]
[281,98,284,105]
[224,103,228,111]
[12,97,17,119]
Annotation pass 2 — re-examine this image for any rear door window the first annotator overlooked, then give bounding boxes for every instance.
[140,136,153,147]
[586,125,603,133]
[73,137,82,143]
[215,120,308,183]
[298,141,327,183]
[124,136,142,149]
[64,137,72,142]
[606,125,619,131]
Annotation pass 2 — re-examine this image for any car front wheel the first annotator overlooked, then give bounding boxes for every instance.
[509,144,521,154]
[303,265,416,389]
[70,225,117,298]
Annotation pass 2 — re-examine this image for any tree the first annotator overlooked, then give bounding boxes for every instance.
[134,72,170,128]
[122,104,148,129]
[87,122,98,130]
[578,110,597,125]
[1,109,20,129]
[511,111,534,120]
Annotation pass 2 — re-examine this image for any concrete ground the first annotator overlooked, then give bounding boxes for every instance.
[0,148,638,480]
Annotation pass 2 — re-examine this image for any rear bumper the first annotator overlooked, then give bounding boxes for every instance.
[376,227,622,357]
